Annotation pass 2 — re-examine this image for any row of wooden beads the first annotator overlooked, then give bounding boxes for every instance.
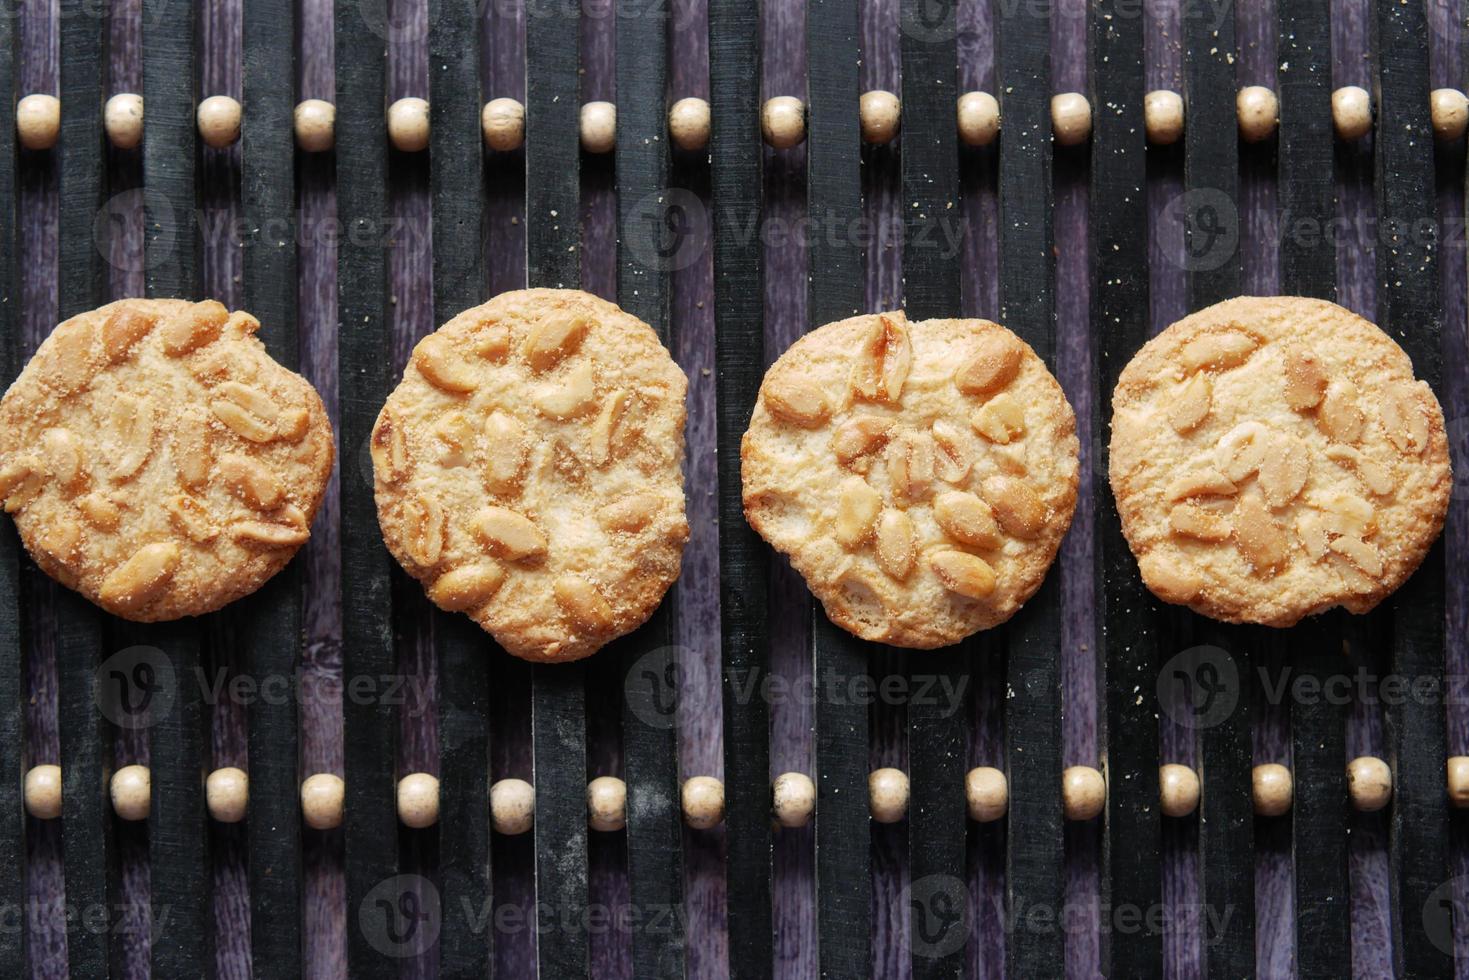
[19,753,1451,829]
[18,85,1469,156]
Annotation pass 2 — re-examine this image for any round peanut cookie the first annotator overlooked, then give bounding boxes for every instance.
[1109,296,1452,626]
[742,311,1079,649]
[372,289,689,663]
[0,299,335,621]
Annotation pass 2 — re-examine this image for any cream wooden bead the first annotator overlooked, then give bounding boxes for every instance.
[105,93,144,150]
[206,767,249,824]
[1331,86,1371,141]
[197,95,241,149]
[1237,86,1278,143]
[388,97,430,152]
[1159,763,1200,818]
[482,97,525,152]
[761,96,805,150]
[294,99,335,153]
[587,776,626,832]
[491,778,535,835]
[772,771,816,828]
[1051,92,1091,147]
[1144,89,1183,146]
[1252,763,1293,817]
[868,767,908,824]
[965,766,1007,823]
[669,97,710,152]
[1431,88,1469,142]
[1062,765,1106,821]
[397,772,440,829]
[859,90,900,144]
[957,91,999,147]
[580,101,616,154]
[301,772,345,830]
[682,776,725,830]
[1448,756,1469,809]
[110,764,151,822]
[16,94,60,151]
[1346,756,1391,813]
[24,764,62,820]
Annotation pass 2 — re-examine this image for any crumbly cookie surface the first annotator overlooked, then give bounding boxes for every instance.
[1109,296,1451,626]
[742,311,1079,649]
[373,289,689,663]
[0,298,335,621]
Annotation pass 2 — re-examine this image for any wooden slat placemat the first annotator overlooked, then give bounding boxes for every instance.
[614,1,688,975]
[335,0,397,974]
[239,0,304,972]
[994,1,1065,973]
[1374,0,1452,972]
[56,1,111,975]
[1276,0,1352,973]
[0,4,24,974]
[898,1,967,977]
[429,1,493,974]
[140,1,211,974]
[711,0,773,970]
[1092,0,1161,974]
[805,0,872,974]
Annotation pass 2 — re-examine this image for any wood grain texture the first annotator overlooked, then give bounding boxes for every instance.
[56,2,112,976]
[1091,2,1162,975]
[429,3,493,976]
[804,0,871,975]
[0,5,23,974]
[710,0,773,971]
[613,1,688,975]
[1373,1,1453,974]
[239,0,305,973]
[899,2,968,977]
[994,2,1065,975]
[335,1,398,975]
[1276,1,1351,975]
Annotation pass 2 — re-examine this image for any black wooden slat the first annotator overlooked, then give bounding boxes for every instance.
[141,3,210,975]
[0,8,23,974]
[614,4,686,977]
[1372,2,1451,973]
[1183,5,1253,978]
[1090,1,1160,975]
[1276,1,1349,975]
[900,2,966,977]
[335,2,397,975]
[994,3,1064,975]
[56,4,110,976]
[525,10,588,977]
[805,0,870,976]
[710,0,772,970]
[240,1,303,973]
[430,6,493,976]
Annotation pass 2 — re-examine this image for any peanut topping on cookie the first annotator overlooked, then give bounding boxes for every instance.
[372,290,689,663]
[0,299,335,621]
[1109,296,1451,626]
[742,310,1078,648]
